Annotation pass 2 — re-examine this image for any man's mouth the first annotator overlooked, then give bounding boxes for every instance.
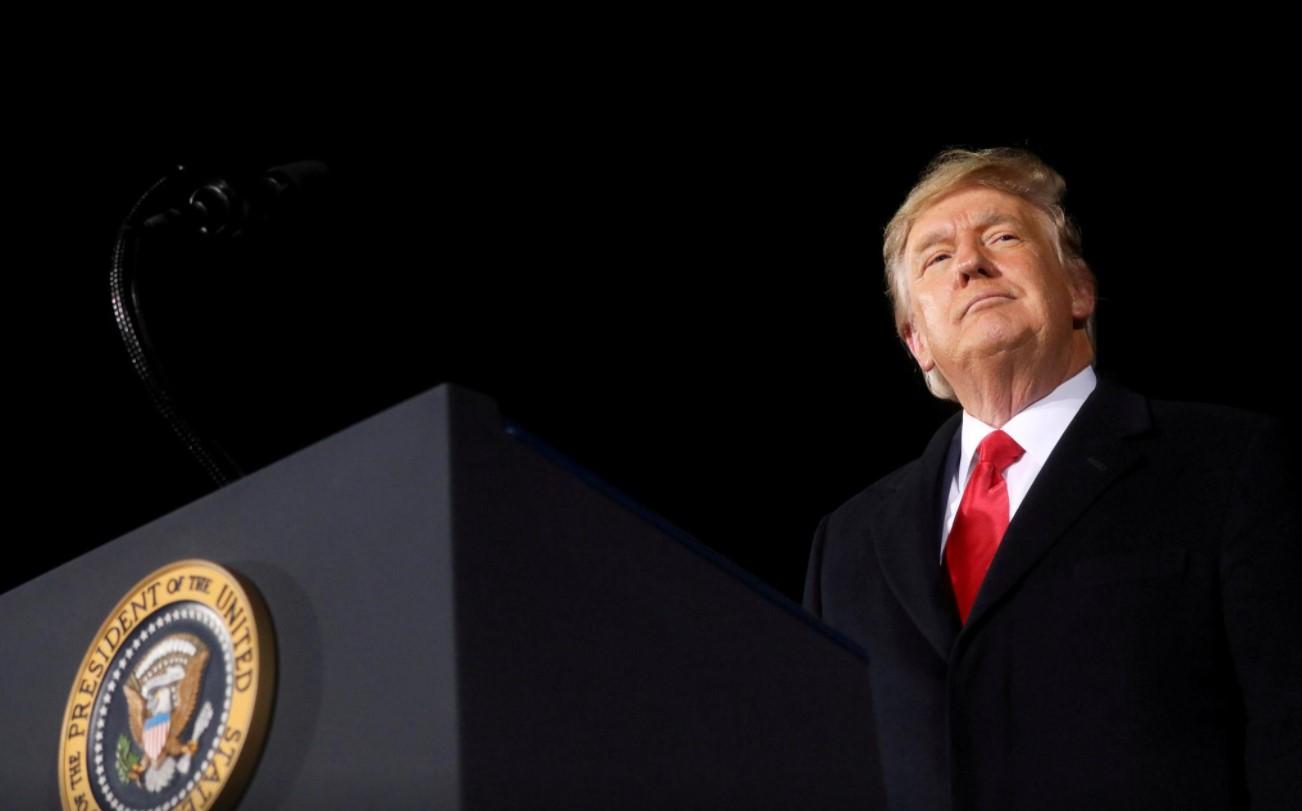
[964,293,1013,317]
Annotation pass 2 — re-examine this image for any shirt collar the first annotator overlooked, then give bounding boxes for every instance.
[957,365,1098,484]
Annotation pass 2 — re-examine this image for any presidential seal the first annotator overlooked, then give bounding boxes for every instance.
[58,560,275,811]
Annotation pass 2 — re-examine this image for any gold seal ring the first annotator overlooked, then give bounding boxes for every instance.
[58,560,275,811]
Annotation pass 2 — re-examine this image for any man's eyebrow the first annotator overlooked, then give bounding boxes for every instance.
[909,210,1024,257]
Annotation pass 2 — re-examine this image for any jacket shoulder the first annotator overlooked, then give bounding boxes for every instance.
[826,461,915,522]
[1142,396,1289,466]
[803,459,923,617]
[821,407,960,529]
[1147,396,1281,431]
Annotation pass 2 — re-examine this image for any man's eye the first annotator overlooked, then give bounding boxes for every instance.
[994,233,1018,243]
[925,253,949,268]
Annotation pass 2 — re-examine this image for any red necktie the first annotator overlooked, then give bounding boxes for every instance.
[946,429,1025,624]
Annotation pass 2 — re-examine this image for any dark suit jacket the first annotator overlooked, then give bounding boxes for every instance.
[803,376,1301,810]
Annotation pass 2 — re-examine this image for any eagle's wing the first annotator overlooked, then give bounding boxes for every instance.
[171,644,210,737]
[124,677,146,748]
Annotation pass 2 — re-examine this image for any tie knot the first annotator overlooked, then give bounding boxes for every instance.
[977,429,1025,471]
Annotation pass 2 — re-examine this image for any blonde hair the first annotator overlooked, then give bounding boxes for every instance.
[883,147,1096,401]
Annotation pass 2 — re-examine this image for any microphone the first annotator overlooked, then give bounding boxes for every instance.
[111,159,330,486]
[141,160,329,237]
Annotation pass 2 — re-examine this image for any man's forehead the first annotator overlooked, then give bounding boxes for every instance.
[906,190,1039,254]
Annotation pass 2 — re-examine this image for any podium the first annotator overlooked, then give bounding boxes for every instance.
[1,385,882,808]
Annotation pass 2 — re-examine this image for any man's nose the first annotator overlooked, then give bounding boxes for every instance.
[951,241,994,285]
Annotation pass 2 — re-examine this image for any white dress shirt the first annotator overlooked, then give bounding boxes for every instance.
[939,365,1098,561]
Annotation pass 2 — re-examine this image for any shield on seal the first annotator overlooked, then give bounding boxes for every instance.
[142,711,170,760]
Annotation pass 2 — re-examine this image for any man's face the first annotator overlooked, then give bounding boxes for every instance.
[900,186,1093,381]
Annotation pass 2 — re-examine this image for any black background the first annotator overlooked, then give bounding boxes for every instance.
[7,71,1297,600]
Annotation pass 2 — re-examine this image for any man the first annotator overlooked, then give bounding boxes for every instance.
[803,148,1300,810]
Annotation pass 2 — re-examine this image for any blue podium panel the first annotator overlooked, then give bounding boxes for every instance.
[1,385,880,809]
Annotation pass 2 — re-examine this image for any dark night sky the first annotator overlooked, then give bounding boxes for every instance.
[6,76,1297,599]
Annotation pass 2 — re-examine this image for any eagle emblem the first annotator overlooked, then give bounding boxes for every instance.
[118,633,215,792]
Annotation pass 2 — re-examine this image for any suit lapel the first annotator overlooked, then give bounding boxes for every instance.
[962,377,1152,632]
[872,410,964,661]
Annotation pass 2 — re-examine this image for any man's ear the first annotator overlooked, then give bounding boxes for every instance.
[902,322,935,372]
[1070,267,1096,326]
